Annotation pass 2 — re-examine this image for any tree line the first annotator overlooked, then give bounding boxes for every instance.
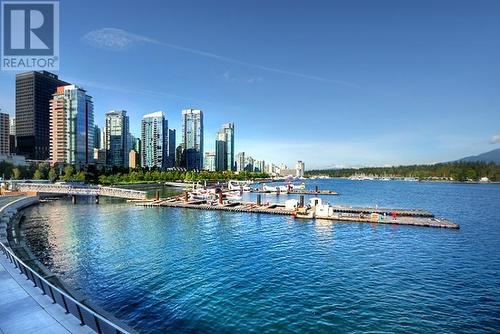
[306,161,500,182]
[0,161,269,185]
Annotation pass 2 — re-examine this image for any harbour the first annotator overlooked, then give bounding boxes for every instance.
[132,193,459,229]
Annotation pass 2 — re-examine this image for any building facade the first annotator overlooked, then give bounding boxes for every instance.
[49,85,94,167]
[254,160,265,173]
[168,129,176,168]
[204,152,216,171]
[181,109,203,170]
[105,110,129,168]
[215,131,227,172]
[16,71,69,160]
[141,111,168,169]
[129,149,139,169]
[295,160,305,177]
[0,113,10,155]
[9,117,16,154]
[236,152,245,172]
[93,125,101,149]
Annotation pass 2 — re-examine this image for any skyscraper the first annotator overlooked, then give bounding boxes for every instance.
[214,123,235,171]
[16,71,69,160]
[168,129,176,168]
[49,85,94,167]
[0,113,10,155]
[181,109,203,170]
[236,152,245,172]
[134,137,142,167]
[105,110,129,168]
[9,117,16,154]
[215,131,226,172]
[204,152,216,171]
[93,125,101,149]
[141,111,168,169]
[222,123,235,171]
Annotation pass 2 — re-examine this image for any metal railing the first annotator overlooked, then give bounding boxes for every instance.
[0,242,133,334]
[0,196,134,334]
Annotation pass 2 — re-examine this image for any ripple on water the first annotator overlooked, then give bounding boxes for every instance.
[20,181,500,333]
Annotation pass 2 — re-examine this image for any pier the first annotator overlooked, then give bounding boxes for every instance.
[251,189,339,196]
[134,196,459,229]
[16,183,147,201]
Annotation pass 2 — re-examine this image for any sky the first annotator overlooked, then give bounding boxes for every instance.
[0,0,499,169]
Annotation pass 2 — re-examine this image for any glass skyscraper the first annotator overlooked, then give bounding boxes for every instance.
[181,109,203,170]
[215,123,235,171]
[16,71,69,160]
[141,111,168,169]
[49,85,94,167]
[105,110,129,168]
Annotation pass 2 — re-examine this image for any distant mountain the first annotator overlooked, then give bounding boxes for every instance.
[457,148,500,164]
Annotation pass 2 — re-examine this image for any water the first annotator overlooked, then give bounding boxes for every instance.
[21,180,500,333]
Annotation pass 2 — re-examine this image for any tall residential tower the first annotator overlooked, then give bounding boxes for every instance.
[105,110,129,168]
[49,85,94,167]
[181,109,203,170]
[16,71,68,160]
[141,111,168,169]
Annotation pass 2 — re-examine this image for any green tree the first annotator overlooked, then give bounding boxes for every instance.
[48,168,58,182]
[33,169,43,180]
[62,165,75,181]
[12,167,22,180]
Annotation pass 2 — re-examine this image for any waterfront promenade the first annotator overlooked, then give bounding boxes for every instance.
[0,196,133,334]
[0,196,94,334]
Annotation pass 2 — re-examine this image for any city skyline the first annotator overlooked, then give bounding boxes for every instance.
[0,1,499,168]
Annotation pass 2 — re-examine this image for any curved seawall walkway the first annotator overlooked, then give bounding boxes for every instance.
[0,196,95,334]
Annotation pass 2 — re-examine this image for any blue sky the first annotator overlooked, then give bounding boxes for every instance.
[1,0,499,168]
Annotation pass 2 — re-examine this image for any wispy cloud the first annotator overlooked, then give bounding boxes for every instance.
[490,134,500,144]
[82,28,355,87]
[221,71,263,84]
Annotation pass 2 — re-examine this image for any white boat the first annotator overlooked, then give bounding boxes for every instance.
[225,191,242,201]
[228,180,252,192]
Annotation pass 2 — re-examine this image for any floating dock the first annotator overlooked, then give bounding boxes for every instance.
[250,189,339,196]
[133,196,459,229]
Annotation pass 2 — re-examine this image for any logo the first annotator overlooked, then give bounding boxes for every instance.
[1,1,59,70]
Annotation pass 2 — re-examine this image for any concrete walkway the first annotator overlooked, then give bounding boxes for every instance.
[0,253,95,334]
[0,195,95,334]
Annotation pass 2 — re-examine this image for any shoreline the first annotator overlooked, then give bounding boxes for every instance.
[1,196,136,334]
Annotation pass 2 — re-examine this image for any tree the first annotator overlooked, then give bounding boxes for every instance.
[48,168,58,182]
[33,169,43,180]
[12,168,22,180]
[62,165,75,181]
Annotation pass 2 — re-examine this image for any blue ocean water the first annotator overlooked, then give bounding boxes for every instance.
[22,180,500,333]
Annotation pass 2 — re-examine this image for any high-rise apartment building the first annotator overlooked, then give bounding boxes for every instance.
[204,152,216,171]
[214,123,235,171]
[93,125,101,149]
[222,123,235,171]
[0,113,10,155]
[168,129,176,168]
[215,131,226,172]
[236,152,245,172]
[9,117,16,153]
[181,109,203,170]
[49,85,94,167]
[16,71,69,160]
[254,160,265,173]
[105,110,129,168]
[141,111,168,169]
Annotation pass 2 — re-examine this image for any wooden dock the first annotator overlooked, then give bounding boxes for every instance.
[250,189,339,196]
[133,197,459,229]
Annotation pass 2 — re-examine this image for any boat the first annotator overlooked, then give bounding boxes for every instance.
[228,180,252,192]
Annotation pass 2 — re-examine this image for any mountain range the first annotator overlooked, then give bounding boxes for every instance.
[457,148,500,164]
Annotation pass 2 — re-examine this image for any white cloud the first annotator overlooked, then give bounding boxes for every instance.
[82,28,354,87]
[82,28,161,51]
[221,71,263,84]
[490,134,500,144]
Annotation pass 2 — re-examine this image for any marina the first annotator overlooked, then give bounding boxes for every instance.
[133,194,459,229]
